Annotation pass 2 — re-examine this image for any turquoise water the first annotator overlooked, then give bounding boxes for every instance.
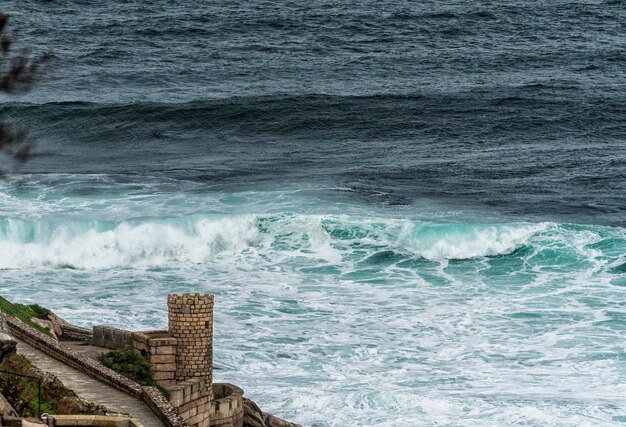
[2,175,626,426]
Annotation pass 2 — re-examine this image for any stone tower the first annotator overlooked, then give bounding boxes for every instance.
[168,293,214,399]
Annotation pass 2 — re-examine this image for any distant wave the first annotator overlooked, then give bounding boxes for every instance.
[2,93,625,227]
[1,88,621,141]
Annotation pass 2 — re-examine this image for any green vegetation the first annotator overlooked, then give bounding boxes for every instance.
[97,348,169,398]
[0,355,106,416]
[0,296,53,337]
[28,304,51,320]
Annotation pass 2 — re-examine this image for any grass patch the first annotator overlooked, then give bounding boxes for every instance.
[97,349,170,398]
[0,355,106,416]
[0,296,53,337]
[28,304,51,320]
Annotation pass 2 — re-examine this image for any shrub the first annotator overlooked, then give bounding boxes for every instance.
[97,349,169,398]
[97,349,153,385]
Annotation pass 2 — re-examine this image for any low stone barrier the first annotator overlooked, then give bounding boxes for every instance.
[143,386,187,427]
[1,314,188,427]
[209,384,244,427]
[92,325,134,349]
[48,414,143,426]
[166,379,244,426]
[60,323,92,342]
[168,378,208,409]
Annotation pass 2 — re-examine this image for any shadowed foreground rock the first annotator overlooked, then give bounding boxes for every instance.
[0,332,17,364]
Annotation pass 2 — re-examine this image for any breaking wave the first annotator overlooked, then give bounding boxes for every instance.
[399,222,547,260]
[1,212,616,270]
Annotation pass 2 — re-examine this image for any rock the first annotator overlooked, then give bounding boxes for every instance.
[0,332,17,364]
[0,392,18,417]
[263,413,302,427]
[29,318,56,339]
[242,398,301,427]
[47,312,67,338]
[243,398,265,427]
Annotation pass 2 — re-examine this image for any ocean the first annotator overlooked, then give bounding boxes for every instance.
[1,1,625,425]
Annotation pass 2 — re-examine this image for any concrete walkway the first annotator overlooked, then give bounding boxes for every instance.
[62,340,109,360]
[15,339,165,427]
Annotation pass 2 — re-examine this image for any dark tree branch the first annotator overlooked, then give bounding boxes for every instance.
[0,12,49,170]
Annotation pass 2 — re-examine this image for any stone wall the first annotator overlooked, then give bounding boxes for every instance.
[167,378,211,426]
[174,394,212,427]
[166,381,244,427]
[59,324,92,342]
[168,378,208,409]
[92,325,134,349]
[209,384,244,427]
[132,331,178,387]
[47,414,142,426]
[0,332,16,364]
[91,327,179,387]
[6,316,143,399]
[143,386,187,427]
[3,294,246,427]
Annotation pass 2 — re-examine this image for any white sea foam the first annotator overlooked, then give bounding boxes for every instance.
[0,216,261,269]
[399,222,549,260]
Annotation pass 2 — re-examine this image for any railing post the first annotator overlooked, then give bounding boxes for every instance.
[38,376,42,418]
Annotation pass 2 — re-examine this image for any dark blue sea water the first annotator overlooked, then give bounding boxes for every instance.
[1,1,626,425]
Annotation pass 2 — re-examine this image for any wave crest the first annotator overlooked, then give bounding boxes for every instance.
[0,216,260,269]
[400,223,548,260]
[0,213,555,269]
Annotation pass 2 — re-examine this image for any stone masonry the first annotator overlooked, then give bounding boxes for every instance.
[168,294,214,392]
[133,331,178,387]
[167,294,216,427]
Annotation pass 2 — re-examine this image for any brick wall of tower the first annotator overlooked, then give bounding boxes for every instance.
[168,293,214,403]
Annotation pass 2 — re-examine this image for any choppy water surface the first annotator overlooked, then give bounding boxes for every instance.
[1,1,626,426]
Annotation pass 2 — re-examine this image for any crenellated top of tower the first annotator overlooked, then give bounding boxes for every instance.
[167,293,214,306]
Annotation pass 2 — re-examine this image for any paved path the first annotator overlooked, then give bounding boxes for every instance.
[62,340,108,360]
[15,339,165,427]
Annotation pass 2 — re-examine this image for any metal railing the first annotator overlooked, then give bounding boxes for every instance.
[0,368,42,417]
